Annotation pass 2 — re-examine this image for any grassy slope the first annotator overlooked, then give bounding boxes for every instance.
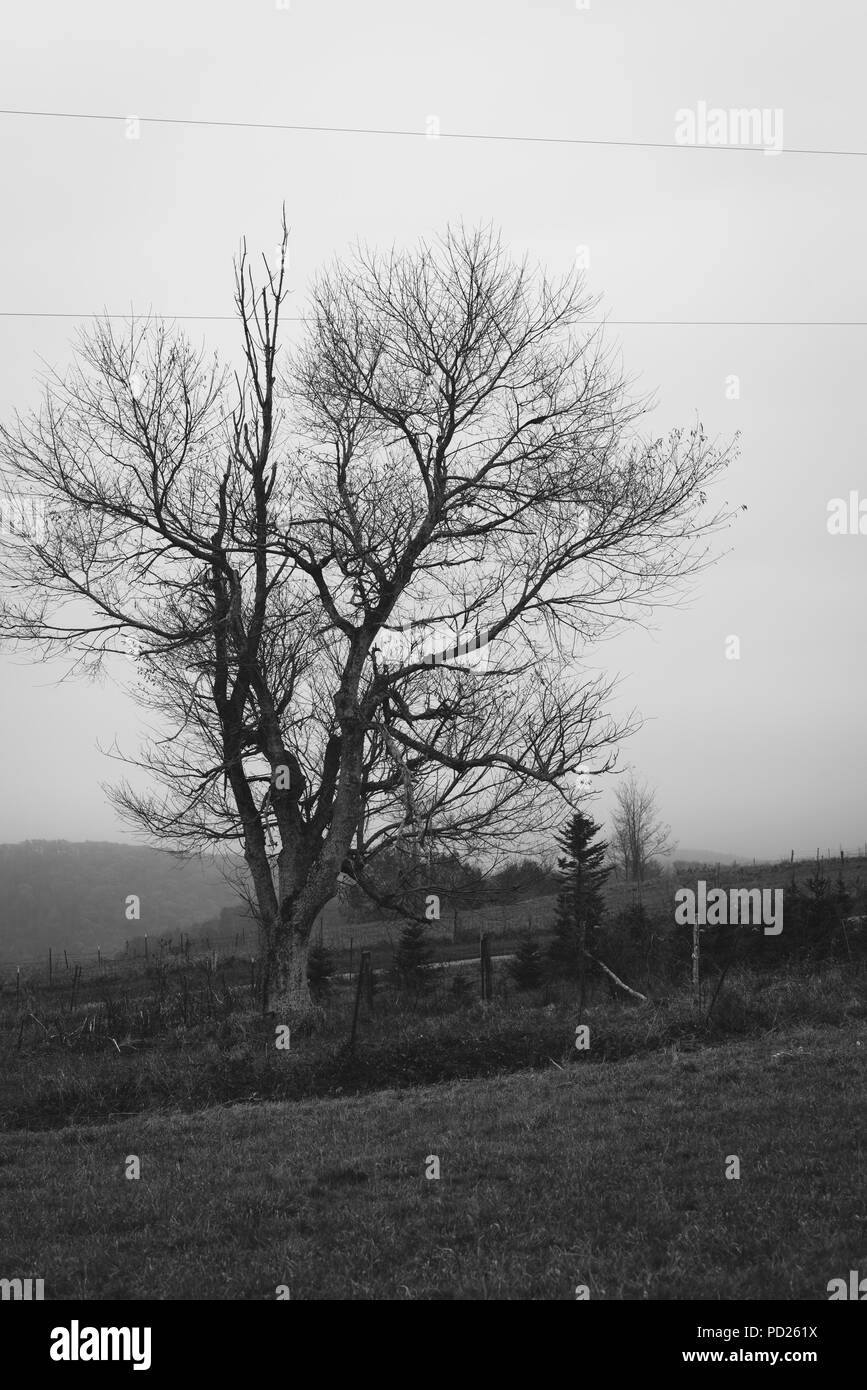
[2,1021,864,1300]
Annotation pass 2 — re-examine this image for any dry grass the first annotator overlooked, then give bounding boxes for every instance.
[1,1019,864,1299]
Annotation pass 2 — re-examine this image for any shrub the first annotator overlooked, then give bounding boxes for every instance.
[451,973,474,1005]
[508,930,544,990]
[307,942,335,1002]
[391,921,432,993]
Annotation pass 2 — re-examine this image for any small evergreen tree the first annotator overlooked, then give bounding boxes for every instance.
[508,928,544,989]
[800,852,851,959]
[307,940,334,1001]
[451,971,473,1004]
[391,919,432,992]
[548,810,611,1005]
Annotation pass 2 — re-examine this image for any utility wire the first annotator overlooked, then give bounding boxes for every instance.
[1,313,866,327]
[0,106,864,158]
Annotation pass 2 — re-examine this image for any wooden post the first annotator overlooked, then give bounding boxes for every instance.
[64,950,69,970]
[145,934,149,960]
[480,933,492,1001]
[97,946,101,972]
[362,950,373,1011]
[349,955,365,1050]
[692,920,701,1009]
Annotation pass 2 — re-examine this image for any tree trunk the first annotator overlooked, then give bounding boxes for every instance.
[264,923,313,1020]
[261,872,337,1020]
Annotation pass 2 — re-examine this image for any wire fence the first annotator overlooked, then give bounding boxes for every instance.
[0,892,561,983]
[0,928,256,982]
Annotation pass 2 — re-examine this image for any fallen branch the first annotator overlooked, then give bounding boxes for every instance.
[582,950,648,1002]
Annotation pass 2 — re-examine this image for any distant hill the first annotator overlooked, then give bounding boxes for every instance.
[0,841,239,962]
[665,849,746,867]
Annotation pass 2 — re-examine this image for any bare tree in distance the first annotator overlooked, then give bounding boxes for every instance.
[0,219,735,1018]
[611,768,677,885]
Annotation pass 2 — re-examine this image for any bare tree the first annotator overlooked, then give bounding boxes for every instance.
[610,768,677,883]
[0,221,733,1018]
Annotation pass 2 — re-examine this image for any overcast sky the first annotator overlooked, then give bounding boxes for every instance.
[0,0,864,861]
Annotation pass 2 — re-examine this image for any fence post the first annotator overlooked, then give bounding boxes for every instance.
[97,946,101,972]
[480,933,492,1001]
[692,920,701,1009]
[362,950,374,1011]
[64,950,69,970]
[145,934,149,960]
[349,955,366,1050]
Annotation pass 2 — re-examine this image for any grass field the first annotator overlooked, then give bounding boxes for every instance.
[1,1019,863,1299]
[3,853,865,1299]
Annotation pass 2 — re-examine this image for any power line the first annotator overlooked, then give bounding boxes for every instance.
[1,312,867,327]
[0,312,239,322]
[0,106,865,158]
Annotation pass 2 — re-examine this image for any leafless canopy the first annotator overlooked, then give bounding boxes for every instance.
[610,767,677,882]
[0,220,735,1011]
